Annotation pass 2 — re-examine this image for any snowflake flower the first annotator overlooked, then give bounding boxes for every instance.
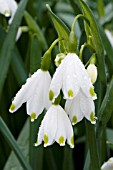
[35,104,74,148]
[9,69,51,122]
[49,53,97,102]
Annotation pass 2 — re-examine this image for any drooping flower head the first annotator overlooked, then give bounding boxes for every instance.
[101,157,113,170]
[9,69,51,122]
[0,0,17,23]
[35,104,74,148]
[49,53,97,102]
[87,64,97,84]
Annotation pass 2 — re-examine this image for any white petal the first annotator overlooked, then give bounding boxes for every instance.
[49,62,63,102]
[0,0,10,17]
[63,109,74,148]
[87,64,97,84]
[7,0,18,24]
[75,55,92,98]
[16,27,22,41]
[26,71,51,120]
[43,106,57,147]
[55,105,67,146]
[9,69,43,113]
[101,157,113,170]
[65,92,84,125]
[80,91,96,124]
[62,54,80,99]
[43,71,51,110]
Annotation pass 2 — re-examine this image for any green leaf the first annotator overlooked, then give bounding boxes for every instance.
[0,117,32,170]
[46,4,70,52]
[30,35,42,74]
[11,47,27,85]
[24,11,48,51]
[98,25,113,68]
[79,0,106,84]
[0,0,28,99]
[96,78,113,138]
[85,120,100,170]
[3,119,30,170]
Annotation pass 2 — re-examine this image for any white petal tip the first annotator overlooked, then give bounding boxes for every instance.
[34,141,40,147]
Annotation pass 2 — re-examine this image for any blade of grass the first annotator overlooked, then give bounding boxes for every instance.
[0,0,28,98]
[0,116,32,170]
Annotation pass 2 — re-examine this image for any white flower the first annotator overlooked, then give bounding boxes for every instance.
[35,105,74,148]
[65,91,97,125]
[49,53,97,102]
[0,0,17,23]
[9,69,51,122]
[101,157,113,170]
[87,64,97,84]
[105,29,113,47]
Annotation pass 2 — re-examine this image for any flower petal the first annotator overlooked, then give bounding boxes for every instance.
[43,106,57,147]
[65,92,84,125]
[49,62,63,102]
[9,69,43,113]
[101,157,113,170]
[43,71,51,110]
[0,0,10,17]
[80,91,96,124]
[62,54,80,99]
[63,109,74,148]
[55,105,66,146]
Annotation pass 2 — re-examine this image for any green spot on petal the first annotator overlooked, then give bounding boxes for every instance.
[58,136,65,145]
[71,136,74,147]
[90,112,97,124]
[68,89,74,98]
[9,103,15,111]
[89,87,95,97]
[44,134,48,145]
[49,90,54,101]
[4,10,10,17]
[30,112,36,122]
[72,116,77,125]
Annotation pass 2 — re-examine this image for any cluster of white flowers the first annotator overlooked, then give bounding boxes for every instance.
[9,51,97,148]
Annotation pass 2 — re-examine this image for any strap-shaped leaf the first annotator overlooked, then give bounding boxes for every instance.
[46,4,70,52]
[0,0,28,98]
[79,0,106,84]
[24,11,48,51]
[0,117,32,170]
[96,79,113,138]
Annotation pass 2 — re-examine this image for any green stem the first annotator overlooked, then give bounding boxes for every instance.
[71,14,89,32]
[85,120,100,170]
[79,43,94,61]
[0,116,32,170]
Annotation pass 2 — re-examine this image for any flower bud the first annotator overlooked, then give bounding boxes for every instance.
[87,64,97,84]
[54,53,65,67]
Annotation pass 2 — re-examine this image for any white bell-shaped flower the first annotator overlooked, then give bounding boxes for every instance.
[9,69,51,122]
[87,64,97,84]
[101,157,113,170]
[65,91,97,125]
[49,53,97,102]
[35,105,74,148]
[0,0,17,22]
